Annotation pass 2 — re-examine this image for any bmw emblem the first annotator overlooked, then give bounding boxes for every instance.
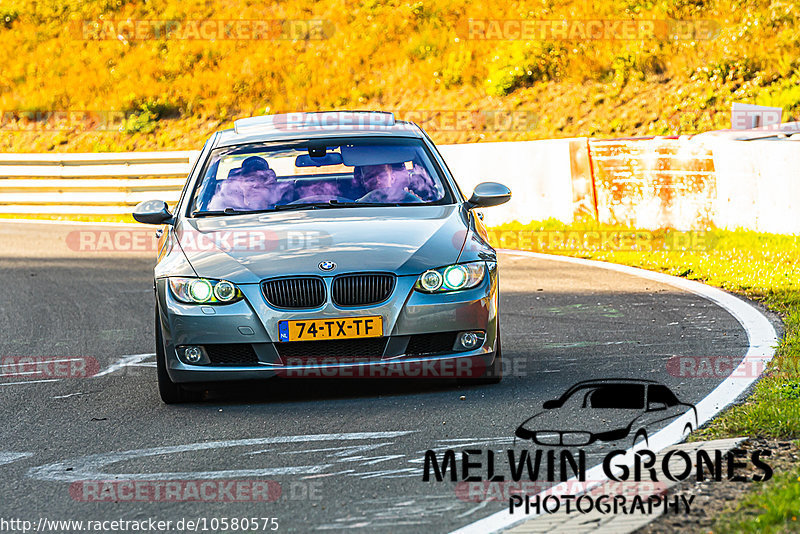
[318,261,336,272]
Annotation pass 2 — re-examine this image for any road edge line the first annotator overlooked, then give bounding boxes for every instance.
[450,249,778,534]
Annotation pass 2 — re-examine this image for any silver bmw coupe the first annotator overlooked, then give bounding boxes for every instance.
[133,111,511,403]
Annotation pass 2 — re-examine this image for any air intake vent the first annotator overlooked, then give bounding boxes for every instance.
[406,332,458,356]
[262,277,326,309]
[276,338,387,363]
[204,344,259,365]
[332,274,395,307]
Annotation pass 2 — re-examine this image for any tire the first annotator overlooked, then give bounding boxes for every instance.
[155,305,200,404]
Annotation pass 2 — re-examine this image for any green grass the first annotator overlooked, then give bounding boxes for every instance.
[712,461,800,533]
[490,219,800,531]
[489,219,800,439]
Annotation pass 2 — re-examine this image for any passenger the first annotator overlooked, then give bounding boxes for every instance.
[208,156,293,211]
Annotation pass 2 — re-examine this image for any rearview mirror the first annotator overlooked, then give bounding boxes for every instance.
[133,199,173,225]
[542,399,560,409]
[466,182,511,209]
[295,153,343,167]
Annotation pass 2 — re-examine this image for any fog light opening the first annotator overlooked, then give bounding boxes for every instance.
[184,346,203,363]
[458,331,483,350]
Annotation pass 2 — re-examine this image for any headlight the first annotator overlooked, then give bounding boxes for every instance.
[169,277,244,304]
[415,262,486,293]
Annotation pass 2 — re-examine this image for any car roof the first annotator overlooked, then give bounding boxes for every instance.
[213,111,426,148]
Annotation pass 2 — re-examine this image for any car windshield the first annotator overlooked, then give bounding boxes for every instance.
[190,138,451,215]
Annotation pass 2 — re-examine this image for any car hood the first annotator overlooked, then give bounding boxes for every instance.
[518,408,642,434]
[174,205,469,283]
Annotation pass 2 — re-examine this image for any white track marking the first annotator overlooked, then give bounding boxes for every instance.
[0,357,85,386]
[452,250,779,534]
[0,353,152,388]
[93,353,154,377]
[0,379,61,387]
[51,392,84,399]
[0,452,33,466]
[27,431,415,482]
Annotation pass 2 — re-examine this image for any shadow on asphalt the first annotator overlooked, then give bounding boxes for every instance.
[186,377,494,405]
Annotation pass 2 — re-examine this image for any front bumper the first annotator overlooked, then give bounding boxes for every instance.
[156,264,499,383]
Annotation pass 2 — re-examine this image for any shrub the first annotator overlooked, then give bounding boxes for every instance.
[692,58,761,83]
[0,7,19,28]
[486,42,567,96]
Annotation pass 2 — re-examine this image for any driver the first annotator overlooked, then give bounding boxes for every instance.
[355,163,423,203]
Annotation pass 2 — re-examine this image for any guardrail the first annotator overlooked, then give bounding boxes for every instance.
[0,151,199,215]
[0,135,798,233]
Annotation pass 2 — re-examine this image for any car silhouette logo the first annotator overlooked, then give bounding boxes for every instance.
[318,261,336,272]
[515,379,697,447]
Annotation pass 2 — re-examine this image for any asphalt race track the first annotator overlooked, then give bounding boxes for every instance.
[0,221,751,533]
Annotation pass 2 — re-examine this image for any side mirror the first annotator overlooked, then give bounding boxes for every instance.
[542,399,560,409]
[133,199,173,225]
[647,401,667,412]
[466,182,511,209]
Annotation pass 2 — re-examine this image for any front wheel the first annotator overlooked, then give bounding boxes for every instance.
[156,305,201,404]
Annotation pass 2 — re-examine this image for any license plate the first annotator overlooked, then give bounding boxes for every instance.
[278,316,383,342]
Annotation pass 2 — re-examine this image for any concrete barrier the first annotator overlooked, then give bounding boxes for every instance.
[703,139,800,234]
[440,139,581,227]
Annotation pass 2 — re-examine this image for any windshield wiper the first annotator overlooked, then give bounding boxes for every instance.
[273,201,352,211]
[273,201,402,211]
[192,208,276,217]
